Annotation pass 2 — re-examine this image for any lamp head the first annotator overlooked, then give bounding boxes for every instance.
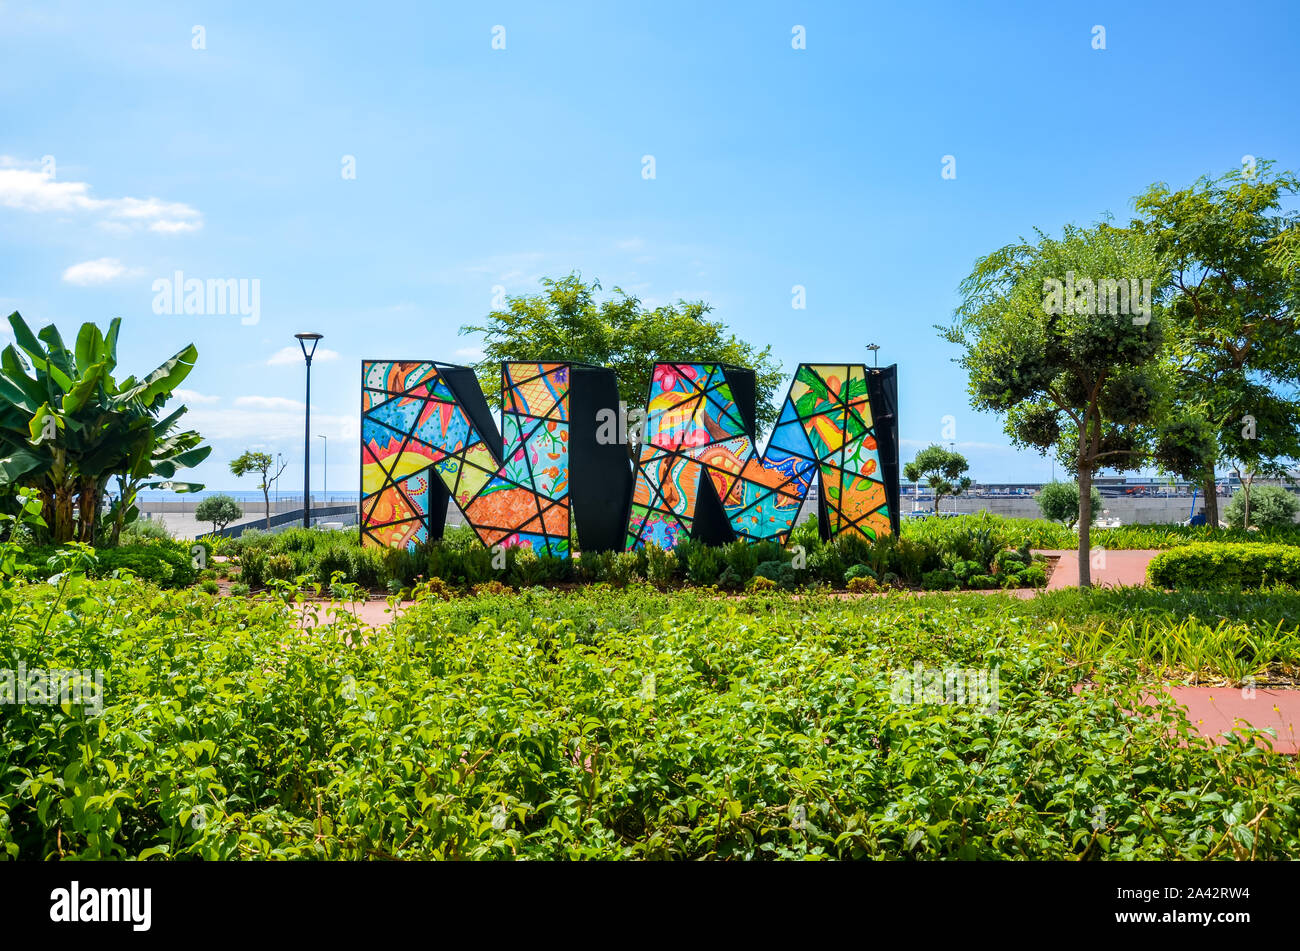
[295,332,323,362]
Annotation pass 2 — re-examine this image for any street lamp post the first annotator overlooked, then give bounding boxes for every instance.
[866,343,880,368]
[295,332,323,529]
[318,434,327,509]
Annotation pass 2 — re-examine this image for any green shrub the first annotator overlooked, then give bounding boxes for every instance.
[1147,542,1300,590]
[1036,481,1102,528]
[232,528,274,553]
[264,553,296,582]
[229,582,250,596]
[200,579,220,595]
[508,547,546,587]
[754,559,796,589]
[843,564,876,584]
[607,551,641,587]
[685,544,724,586]
[805,543,845,585]
[97,543,198,588]
[994,549,1027,574]
[920,568,958,591]
[831,532,873,570]
[891,536,933,582]
[1225,487,1300,531]
[119,518,173,544]
[1018,564,1048,588]
[720,540,759,581]
[966,574,999,590]
[643,545,676,589]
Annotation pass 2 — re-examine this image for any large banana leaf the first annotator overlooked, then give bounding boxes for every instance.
[121,344,199,408]
[0,448,47,482]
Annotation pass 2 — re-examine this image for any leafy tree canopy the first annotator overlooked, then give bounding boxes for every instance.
[1224,485,1299,531]
[195,493,242,533]
[1036,480,1102,529]
[943,221,1170,585]
[1132,160,1300,524]
[903,443,972,513]
[461,273,787,429]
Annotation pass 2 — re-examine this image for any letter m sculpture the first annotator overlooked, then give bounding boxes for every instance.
[624,362,899,549]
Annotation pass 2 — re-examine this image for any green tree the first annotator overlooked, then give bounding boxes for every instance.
[1224,484,1299,530]
[461,273,786,430]
[1133,161,1300,527]
[944,222,1170,586]
[195,493,242,534]
[0,312,207,543]
[106,410,210,546]
[229,451,286,529]
[1036,480,1102,529]
[903,444,972,513]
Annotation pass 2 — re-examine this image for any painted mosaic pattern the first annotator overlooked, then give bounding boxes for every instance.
[361,361,571,555]
[625,363,890,549]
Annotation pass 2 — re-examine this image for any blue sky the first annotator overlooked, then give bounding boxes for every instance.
[1,0,1297,494]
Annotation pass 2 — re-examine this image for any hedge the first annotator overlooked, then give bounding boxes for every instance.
[1146,542,1300,590]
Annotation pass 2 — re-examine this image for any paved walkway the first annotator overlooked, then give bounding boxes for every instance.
[1162,686,1300,754]
[297,599,413,629]
[1035,549,1160,589]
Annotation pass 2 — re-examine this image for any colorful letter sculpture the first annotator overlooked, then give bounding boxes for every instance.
[360,359,898,555]
[360,360,628,555]
[624,363,898,549]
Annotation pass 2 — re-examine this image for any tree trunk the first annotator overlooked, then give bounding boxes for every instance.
[1202,475,1219,528]
[77,478,101,544]
[52,485,75,543]
[1243,473,1253,530]
[933,492,941,515]
[41,488,56,541]
[1077,432,1092,589]
[263,483,272,530]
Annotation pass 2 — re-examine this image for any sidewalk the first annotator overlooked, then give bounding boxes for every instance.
[1035,549,1161,589]
[1163,685,1300,754]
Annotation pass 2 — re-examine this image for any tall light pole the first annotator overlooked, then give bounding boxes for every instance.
[318,434,328,507]
[295,332,323,528]
[866,343,880,368]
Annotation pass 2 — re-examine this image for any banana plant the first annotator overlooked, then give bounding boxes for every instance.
[0,311,210,543]
[106,406,210,545]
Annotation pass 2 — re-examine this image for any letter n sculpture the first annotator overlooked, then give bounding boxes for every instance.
[360,360,629,556]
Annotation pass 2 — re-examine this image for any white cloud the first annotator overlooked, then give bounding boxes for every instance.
[174,388,220,405]
[235,395,304,411]
[62,257,130,285]
[184,406,355,442]
[901,439,1015,452]
[0,158,203,234]
[267,345,340,367]
[149,220,202,234]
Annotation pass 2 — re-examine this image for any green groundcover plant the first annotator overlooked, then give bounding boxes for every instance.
[1,562,1297,860]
